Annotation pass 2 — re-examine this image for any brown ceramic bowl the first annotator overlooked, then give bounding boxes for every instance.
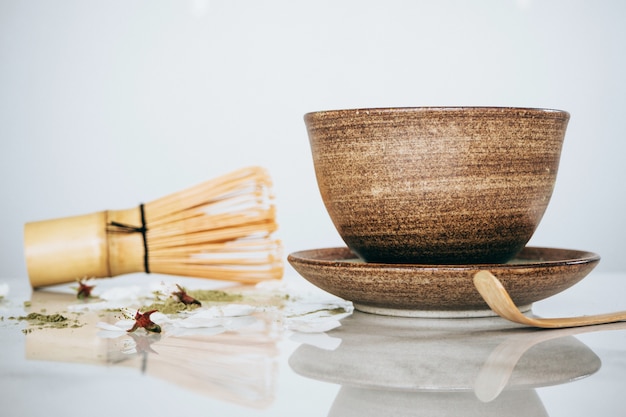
[304,107,570,264]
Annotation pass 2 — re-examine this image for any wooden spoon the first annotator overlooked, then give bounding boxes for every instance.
[473,270,626,328]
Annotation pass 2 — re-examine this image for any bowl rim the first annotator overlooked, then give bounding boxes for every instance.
[304,106,570,120]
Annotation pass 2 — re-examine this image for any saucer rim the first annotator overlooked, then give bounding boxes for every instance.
[287,246,601,270]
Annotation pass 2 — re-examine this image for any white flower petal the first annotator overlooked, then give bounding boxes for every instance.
[0,283,9,298]
[176,316,223,329]
[175,310,223,328]
[149,311,169,324]
[113,319,136,329]
[186,308,221,319]
[99,286,143,301]
[218,304,256,317]
[173,306,257,329]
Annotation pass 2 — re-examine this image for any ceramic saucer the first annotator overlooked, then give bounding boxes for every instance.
[287,247,600,318]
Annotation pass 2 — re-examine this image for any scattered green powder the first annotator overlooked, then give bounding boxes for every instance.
[11,312,85,334]
[188,289,243,303]
[23,312,68,323]
[14,312,68,333]
[142,299,199,314]
[143,290,244,314]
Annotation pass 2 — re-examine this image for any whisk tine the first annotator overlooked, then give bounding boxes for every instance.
[149,206,275,234]
[148,226,278,250]
[149,240,282,257]
[152,263,283,283]
[24,166,283,287]
[146,167,272,221]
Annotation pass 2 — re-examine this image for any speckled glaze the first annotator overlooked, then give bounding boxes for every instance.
[305,107,569,264]
[287,247,600,317]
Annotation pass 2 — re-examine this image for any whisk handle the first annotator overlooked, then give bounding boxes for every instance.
[24,208,145,287]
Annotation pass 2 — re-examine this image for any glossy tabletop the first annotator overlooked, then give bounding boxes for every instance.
[1,270,625,417]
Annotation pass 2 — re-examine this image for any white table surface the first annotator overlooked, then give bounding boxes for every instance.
[1,269,625,417]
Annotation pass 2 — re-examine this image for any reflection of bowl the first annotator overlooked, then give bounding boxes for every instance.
[289,311,601,391]
[288,247,600,317]
[329,388,548,417]
[305,107,569,264]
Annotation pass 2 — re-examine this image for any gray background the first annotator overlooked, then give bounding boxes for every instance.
[1,0,624,278]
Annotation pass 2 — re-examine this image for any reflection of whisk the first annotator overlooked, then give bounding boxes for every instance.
[24,166,283,287]
[135,331,280,409]
[24,290,280,409]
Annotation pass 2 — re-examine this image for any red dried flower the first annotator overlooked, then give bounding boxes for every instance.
[173,284,201,306]
[127,310,161,333]
[77,279,95,299]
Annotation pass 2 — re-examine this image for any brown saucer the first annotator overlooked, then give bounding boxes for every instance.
[287,247,600,318]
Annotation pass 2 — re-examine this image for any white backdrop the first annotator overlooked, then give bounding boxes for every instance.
[1,0,625,279]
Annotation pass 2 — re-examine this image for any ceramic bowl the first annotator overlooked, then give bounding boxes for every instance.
[304,107,570,264]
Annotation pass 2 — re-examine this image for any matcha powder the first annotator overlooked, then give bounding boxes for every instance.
[143,290,244,314]
[11,312,83,334]
[189,289,243,303]
[23,312,68,323]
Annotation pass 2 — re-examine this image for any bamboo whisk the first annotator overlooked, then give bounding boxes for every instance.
[24,166,283,288]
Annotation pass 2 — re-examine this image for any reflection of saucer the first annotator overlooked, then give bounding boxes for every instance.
[289,311,601,392]
[328,388,548,417]
[288,247,600,317]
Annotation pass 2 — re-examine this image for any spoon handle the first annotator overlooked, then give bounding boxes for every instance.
[525,311,626,328]
[474,271,626,328]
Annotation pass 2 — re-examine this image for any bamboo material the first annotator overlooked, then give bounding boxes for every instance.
[24,166,283,288]
[473,271,626,328]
